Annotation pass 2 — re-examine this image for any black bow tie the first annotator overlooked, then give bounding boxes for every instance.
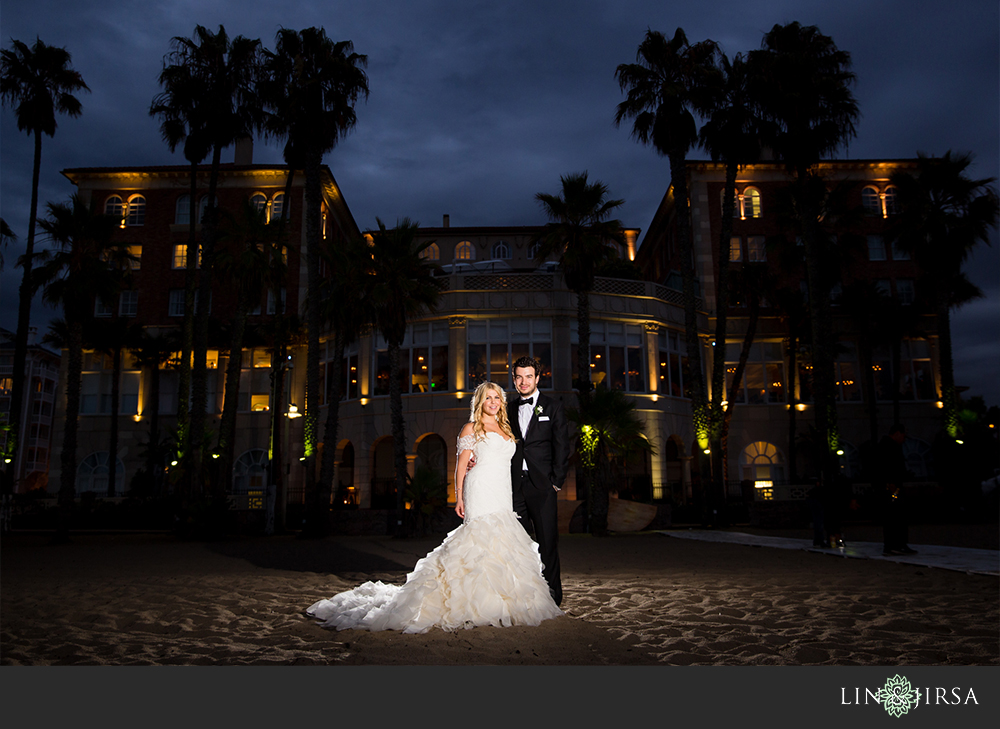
[517,398,534,407]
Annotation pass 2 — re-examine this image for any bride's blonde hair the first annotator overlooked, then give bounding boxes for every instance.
[469,381,516,442]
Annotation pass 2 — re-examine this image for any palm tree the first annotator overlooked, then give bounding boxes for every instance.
[697,49,765,503]
[260,27,369,513]
[132,329,178,497]
[615,27,718,464]
[888,151,999,439]
[34,195,125,542]
[369,218,441,537]
[1,37,89,499]
[568,386,655,535]
[150,25,263,500]
[532,172,625,410]
[749,21,860,487]
[0,218,15,270]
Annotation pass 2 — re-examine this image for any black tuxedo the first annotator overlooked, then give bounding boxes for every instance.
[508,391,570,605]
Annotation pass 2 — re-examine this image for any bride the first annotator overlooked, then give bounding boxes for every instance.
[305,381,563,633]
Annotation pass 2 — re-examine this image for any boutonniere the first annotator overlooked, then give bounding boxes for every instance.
[534,404,543,416]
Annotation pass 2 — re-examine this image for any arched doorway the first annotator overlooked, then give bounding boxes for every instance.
[739,441,786,500]
[77,452,126,496]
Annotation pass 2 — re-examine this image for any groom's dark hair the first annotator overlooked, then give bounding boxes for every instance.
[512,355,540,377]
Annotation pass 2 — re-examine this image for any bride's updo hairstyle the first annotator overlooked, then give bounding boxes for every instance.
[469,381,516,442]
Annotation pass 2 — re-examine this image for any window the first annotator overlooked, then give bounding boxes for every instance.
[119,290,139,317]
[374,321,450,395]
[572,321,645,393]
[420,242,440,261]
[729,237,742,262]
[235,350,273,412]
[862,186,881,215]
[198,195,216,223]
[527,241,541,261]
[492,240,511,259]
[455,240,474,261]
[172,244,200,269]
[322,339,361,403]
[834,342,861,402]
[867,235,886,261]
[740,441,785,494]
[232,449,268,492]
[168,289,185,317]
[95,297,113,317]
[271,192,286,220]
[883,185,899,215]
[896,278,915,305]
[105,195,124,220]
[747,236,766,262]
[890,239,910,261]
[657,328,688,398]
[741,187,762,219]
[467,318,551,390]
[265,288,286,315]
[726,341,785,405]
[127,245,142,269]
[175,194,191,225]
[125,195,146,226]
[250,192,268,213]
[77,452,126,496]
[899,339,935,401]
[875,279,891,296]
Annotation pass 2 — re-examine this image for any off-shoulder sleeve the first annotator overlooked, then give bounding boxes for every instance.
[456,434,477,455]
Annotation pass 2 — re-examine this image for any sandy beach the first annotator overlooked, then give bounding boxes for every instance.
[2,525,997,666]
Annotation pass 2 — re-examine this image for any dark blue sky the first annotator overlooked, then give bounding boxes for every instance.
[2,0,998,403]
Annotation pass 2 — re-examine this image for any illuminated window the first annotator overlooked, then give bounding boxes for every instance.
[492,240,511,259]
[455,240,474,261]
[420,242,440,261]
[742,187,762,218]
[172,244,200,269]
[374,321,450,395]
[740,441,785,486]
[128,245,142,269]
[105,195,124,220]
[571,320,644,393]
[729,237,742,262]
[834,341,861,402]
[657,328,689,399]
[175,195,190,225]
[725,341,785,404]
[125,195,146,226]
[867,235,886,261]
[250,192,268,214]
[862,186,881,215]
[271,192,286,220]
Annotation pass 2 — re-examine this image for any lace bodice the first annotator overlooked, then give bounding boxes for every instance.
[456,431,514,520]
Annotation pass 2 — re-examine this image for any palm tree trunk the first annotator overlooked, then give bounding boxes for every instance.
[937,303,958,438]
[4,130,44,499]
[107,341,121,497]
[576,289,592,409]
[146,361,162,496]
[176,161,199,502]
[218,304,249,500]
[786,336,799,482]
[720,293,760,520]
[389,341,408,536]
[301,148,324,537]
[55,319,84,543]
[319,328,345,493]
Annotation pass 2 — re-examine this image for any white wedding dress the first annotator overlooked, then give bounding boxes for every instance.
[305,432,563,633]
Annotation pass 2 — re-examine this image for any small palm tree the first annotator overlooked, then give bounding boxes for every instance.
[569,387,655,535]
[532,172,625,409]
[369,218,441,536]
[888,151,999,439]
[1,37,89,499]
[34,195,126,542]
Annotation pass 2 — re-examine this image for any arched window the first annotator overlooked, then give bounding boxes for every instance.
[883,185,899,216]
[77,451,126,496]
[527,241,541,261]
[198,195,217,223]
[125,195,146,226]
[250,192,268,213]
[175,195,190,225]
[492,240,511,259]
[455,240,474,261]
[740,441,786,498]
[420,242,440,261]
[232,449,269,491]
[742,187,762,218]
[105,195,124,220]
[271,192,286,220]
[862,186,881,216]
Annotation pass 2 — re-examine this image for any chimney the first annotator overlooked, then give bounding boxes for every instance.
[443,214,450,228]
[234,136,254,165]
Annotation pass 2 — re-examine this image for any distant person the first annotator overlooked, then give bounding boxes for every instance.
[876,423,917,556]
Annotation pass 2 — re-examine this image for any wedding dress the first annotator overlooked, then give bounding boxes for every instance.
[306,432,563,633]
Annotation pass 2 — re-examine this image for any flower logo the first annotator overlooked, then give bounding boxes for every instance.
[878,675,919,718]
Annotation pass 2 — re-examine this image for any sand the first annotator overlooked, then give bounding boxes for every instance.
[1,527,997,666]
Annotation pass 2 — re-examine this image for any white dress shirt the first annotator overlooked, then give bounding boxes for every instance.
[518,391,537,471]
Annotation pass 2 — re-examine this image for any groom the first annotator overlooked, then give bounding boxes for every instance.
[508,355,570,606]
